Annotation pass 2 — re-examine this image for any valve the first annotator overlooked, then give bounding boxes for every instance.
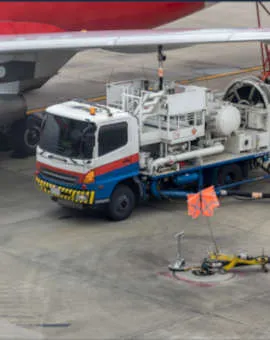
[168,231,186,271]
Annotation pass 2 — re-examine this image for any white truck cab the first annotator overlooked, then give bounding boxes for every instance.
[38,99,139,167]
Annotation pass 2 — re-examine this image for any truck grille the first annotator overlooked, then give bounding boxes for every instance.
[40,168,79,184]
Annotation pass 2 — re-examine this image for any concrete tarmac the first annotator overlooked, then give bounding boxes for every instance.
[1,2,270,339]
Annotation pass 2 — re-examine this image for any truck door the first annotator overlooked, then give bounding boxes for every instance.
[94,119,139,186]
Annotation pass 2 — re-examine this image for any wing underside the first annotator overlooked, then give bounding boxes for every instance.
[0,28,270,54]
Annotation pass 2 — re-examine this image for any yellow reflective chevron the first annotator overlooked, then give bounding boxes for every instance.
[35,176,95,205]
[89,191,95,204]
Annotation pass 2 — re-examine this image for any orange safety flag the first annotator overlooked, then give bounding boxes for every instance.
[187,192,201,219]
[200,186,220,217]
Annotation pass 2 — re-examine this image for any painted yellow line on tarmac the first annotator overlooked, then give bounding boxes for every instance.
[26,65,262,115]
[179,65,262,84]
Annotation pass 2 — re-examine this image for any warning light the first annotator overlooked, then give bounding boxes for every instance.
[81,29,87,32]
[90,107,96,115]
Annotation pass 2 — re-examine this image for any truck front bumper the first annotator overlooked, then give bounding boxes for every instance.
[35,176,95,205]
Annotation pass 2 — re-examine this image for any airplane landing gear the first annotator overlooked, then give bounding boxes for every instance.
[0,130,11,152]
[0,94,43,158]
[10,113,43,158]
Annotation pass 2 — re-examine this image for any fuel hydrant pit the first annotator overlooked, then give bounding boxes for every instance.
[174,270,235,285]
[159,270,235,287]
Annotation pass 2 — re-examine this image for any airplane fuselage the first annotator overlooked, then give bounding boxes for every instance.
[0,2,205,34]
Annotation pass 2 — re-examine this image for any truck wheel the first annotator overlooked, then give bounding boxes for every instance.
[218,164,243,188]
[10,116,41,158]
[107,184,135,221]
[0,131,11,151]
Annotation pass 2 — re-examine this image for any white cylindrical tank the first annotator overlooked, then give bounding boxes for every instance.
[150,143,225,174]
[207,104,241,137]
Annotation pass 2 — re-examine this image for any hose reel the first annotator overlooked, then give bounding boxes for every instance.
[223,76,270,108]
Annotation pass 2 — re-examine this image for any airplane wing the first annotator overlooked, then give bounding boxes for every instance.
[0,28,270,53]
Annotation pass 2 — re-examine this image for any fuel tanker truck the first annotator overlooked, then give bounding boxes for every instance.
[34,76,270,220]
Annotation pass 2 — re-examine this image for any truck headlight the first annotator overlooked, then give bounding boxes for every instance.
[83,170,95,184]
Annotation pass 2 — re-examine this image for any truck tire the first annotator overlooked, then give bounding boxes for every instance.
[0,131,11,151]
[218,164,243,188]
[107,184,136,221]
[10,116,41,158]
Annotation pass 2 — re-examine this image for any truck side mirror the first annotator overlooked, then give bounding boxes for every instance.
[40,112,48,131]
[81,133,95,158]
[86,133,95,147]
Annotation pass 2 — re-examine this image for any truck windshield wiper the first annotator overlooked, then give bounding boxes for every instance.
[54,145,79,164]
[48,154,79,165]
[69,157,78,165]
[47,154,67,163]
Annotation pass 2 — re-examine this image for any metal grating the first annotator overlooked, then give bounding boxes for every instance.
[40,168,79,184]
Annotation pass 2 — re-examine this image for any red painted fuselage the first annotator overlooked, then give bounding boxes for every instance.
[0,2,205,34]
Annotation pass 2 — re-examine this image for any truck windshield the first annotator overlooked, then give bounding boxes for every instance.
[39,114,96,159]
